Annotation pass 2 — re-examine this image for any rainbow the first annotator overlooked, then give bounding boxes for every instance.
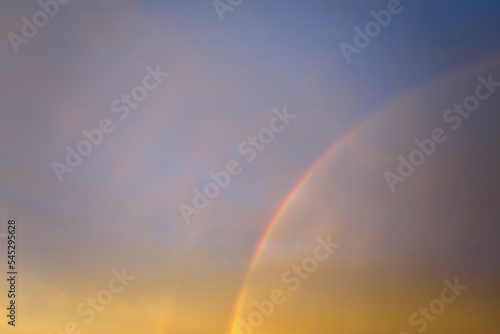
[223,55,500,332]
[225,120,368,334]
[156,56,499,334]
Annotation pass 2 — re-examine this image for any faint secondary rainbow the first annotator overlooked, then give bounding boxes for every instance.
[226,120,367,334]
[157,56,500,334]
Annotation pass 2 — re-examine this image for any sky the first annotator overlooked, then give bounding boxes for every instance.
[0,0,499,333]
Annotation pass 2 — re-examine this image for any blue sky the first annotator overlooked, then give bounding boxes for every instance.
[1,1,500,333]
